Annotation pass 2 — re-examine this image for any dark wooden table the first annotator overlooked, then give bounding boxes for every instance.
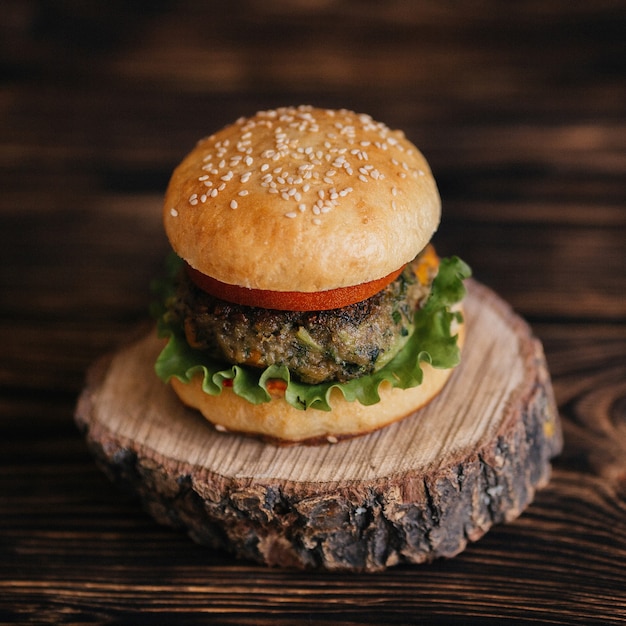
[1,2,625,623]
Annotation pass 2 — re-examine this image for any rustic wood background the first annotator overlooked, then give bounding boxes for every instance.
[1,1,625,623]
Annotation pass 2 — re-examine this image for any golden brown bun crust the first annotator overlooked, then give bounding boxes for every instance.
[169,313,464,445]
[163,106,441,292]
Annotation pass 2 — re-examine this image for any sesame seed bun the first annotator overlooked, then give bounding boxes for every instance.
[163,106,441,292]
[169,314,464,445]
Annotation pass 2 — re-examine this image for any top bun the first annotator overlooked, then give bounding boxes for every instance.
[163,106,441,292]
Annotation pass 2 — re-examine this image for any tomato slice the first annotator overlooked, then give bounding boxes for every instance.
[185,263,406,311]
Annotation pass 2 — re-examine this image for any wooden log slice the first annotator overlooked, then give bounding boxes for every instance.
[75,280,562,572]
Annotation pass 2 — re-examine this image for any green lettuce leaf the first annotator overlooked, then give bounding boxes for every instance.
[152,254,471,412]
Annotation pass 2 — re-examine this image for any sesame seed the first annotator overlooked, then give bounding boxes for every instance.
[170,208,178,217]
[189,107,419,231]
[313,217,322,225]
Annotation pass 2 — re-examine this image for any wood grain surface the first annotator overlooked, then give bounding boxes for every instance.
[1,0,625,623]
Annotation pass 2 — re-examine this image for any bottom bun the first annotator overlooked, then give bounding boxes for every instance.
[170,318,465,445]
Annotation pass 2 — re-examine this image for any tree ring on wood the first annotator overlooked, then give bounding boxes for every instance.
[75,280,563,572]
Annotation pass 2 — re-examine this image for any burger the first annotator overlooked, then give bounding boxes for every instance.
[152,106,471,444]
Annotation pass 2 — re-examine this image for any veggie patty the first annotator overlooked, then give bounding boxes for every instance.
[165,248,438,385]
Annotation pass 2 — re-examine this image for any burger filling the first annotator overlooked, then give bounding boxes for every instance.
[165,247,438,385]
[153,250,471,412]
